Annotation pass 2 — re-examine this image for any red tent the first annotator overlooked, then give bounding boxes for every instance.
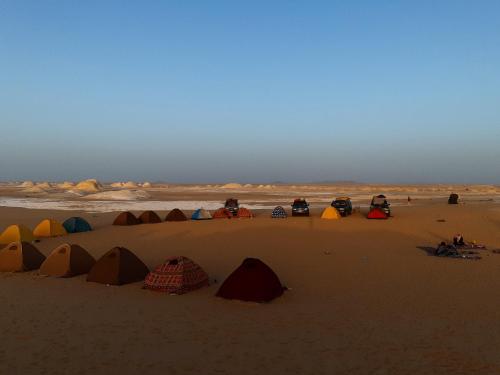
[236,207,253,218]
[144,256,209,294]
[212,208,232,219]
[367,207,388,219]
[216,258,284,302]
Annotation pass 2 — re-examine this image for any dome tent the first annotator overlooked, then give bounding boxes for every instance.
[321,206,341,220]
[113,211,140,226]
[165,209,188,222]
[191,208,212,220]
[40,243,96,277]
[87,247,149,285]
[144,256,209,294]
[367,207,388,219]
[33,219,67,238]
[63,217,92,233]
[212,208,232,219]
[271,206,287,218]
[139,210,162,224]
[0,224,34,245]
[216,258,285,302]
[0,242,46,272]
[236,207,253,218]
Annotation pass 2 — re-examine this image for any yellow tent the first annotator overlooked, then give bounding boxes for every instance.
[321,206,341,220]
[33,219,67,238]
[0,224,34,244]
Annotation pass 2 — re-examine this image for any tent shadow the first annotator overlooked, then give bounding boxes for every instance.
[416,246,436,256]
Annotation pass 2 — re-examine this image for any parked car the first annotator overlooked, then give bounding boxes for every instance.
[370,195,391,216]
[291,198,310,216]
[331,197,353,216]
[224,198,239,216]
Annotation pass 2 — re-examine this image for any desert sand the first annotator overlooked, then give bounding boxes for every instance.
[0,184,500,374]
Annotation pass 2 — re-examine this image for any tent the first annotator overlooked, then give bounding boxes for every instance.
[139,210,162,224]
[63,217,92,233]
[321,206,341,220]
[0,242,46,272]
[367,207,388,219]
[33,219,67,238]
[0,224,34,245]
[144,256,209,294]
[113,211,140,226]
[236,207,253,218]
[40,243,96,277]
[448,193,459,204]
[191,208,212,220]
[271,206,287,218]
[87,247,149,285]
[216,258,285,302]
[212,208,232,219]
[165,208,188,222]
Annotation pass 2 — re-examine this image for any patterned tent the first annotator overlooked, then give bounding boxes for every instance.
[271,206,287,218]
[212,208,232,219]
[144,256,209,294]
[165,208,188,222]
[236,207,253,218]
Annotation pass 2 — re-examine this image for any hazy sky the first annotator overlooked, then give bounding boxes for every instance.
[1,1,499,183]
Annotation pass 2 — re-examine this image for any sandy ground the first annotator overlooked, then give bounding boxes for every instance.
[1,201,500,374]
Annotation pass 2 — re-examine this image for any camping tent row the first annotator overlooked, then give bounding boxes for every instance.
[0,217,92,245]
[113,208,255,225]
[0,242,285,302]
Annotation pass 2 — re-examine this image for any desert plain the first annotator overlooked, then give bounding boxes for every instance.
[1,181,500,374]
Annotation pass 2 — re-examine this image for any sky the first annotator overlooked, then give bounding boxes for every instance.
[0,0,499,184]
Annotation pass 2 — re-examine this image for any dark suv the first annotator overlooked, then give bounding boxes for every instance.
[224,198,239,216]
[331,197,353,216]
[291,198,310,216]
[370,195,391,216]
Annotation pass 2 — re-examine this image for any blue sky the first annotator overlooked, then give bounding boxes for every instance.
[1,1,499,183]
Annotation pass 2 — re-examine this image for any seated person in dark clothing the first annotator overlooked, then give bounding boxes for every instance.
[436,242,459,257]
[453,234,465,246]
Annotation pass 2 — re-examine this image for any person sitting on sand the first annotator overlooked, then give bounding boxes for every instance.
[453,234,465,247]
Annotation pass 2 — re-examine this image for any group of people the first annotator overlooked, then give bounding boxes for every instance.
[435,234,485,259]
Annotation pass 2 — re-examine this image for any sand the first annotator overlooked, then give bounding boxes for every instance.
[0,187,500,374]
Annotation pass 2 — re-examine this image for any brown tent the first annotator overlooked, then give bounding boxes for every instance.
[165,208,188,222]
[39,243,96,277]
[87,247,149,285]
[216,258,285,302]
[0,242,46,272]
[139,210,162,224]
[113,211,140,226]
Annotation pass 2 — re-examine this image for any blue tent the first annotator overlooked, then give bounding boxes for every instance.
[63,217,92,233]
[191,208,212,220]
